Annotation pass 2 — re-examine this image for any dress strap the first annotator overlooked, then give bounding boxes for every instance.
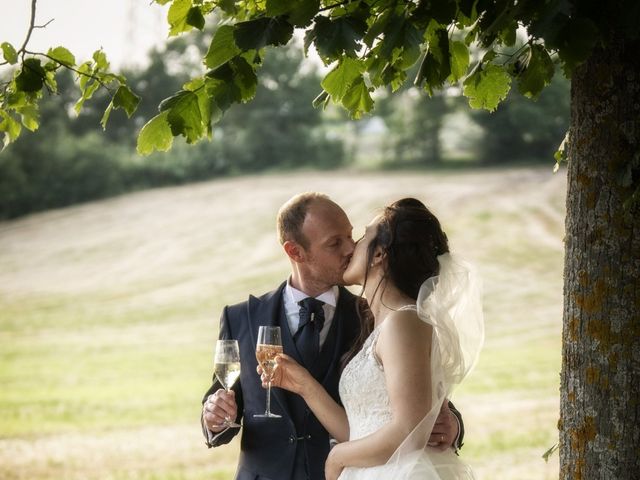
[398,304,417,312]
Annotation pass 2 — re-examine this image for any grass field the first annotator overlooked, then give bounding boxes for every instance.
[0,167,565,479]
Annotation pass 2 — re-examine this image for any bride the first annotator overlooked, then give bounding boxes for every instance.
[264,198,484,480]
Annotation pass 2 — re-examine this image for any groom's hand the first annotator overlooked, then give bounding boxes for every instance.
[428,400,459,451]
[203,389,237,433]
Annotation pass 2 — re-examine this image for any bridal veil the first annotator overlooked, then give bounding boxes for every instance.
[383,252,484,479]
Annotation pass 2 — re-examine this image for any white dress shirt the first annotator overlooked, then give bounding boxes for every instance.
[283,279,339,349]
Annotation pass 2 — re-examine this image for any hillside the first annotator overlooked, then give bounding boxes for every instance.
[0,167,566,479]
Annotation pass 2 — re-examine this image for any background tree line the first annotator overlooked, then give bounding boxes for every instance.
[0,31,568,220]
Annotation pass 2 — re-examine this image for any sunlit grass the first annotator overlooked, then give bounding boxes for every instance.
[0,168,566,479]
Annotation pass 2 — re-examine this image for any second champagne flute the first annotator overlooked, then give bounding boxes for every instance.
[213,339,242,428]
[254,326,283,418]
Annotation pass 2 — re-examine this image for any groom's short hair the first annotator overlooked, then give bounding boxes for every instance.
[277,192,330,248]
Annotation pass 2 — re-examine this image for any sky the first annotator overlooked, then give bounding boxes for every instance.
[1,0,170,69]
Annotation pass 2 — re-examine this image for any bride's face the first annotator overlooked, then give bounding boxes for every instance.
[343,215,382,286]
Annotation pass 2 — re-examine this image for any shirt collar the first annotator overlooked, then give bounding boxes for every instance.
[285,278,339,308]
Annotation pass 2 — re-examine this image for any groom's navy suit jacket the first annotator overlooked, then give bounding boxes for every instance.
[201,282,360,480]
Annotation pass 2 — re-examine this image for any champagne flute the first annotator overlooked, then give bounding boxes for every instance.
[254,326,283,418]
[213,339,242,428]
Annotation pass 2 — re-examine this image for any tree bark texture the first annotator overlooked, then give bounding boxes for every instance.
[560,35,640,479]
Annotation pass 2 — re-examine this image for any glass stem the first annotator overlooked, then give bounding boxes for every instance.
[266,382,272,414]
[224,388,231,423]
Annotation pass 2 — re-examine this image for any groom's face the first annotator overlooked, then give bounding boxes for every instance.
[299,200,354,288]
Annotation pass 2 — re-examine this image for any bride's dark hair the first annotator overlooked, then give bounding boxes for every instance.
[341,198,449,370]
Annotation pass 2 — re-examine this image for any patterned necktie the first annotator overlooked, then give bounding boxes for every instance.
[295,297,326,367]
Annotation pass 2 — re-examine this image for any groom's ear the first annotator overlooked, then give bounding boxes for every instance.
[283,241,305,263]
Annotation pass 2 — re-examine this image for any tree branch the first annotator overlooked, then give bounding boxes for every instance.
[23,50,119,94]
[19,0,39,58]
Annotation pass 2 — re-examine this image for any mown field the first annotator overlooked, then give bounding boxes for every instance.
[0,167,565,479]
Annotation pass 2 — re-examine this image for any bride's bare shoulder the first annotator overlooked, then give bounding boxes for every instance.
[379,308,433,340]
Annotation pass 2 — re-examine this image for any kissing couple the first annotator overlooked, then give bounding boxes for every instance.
[202,192,484,480]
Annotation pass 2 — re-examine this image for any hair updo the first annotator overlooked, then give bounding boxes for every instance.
[366,197,449,300]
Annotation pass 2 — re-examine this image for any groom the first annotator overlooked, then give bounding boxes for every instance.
[201,192,463,480]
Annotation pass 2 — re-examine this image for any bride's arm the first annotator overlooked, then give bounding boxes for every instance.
[264,354,350,442]
[326,310,433,476]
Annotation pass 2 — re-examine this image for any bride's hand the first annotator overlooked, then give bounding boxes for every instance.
[257,353,312,396]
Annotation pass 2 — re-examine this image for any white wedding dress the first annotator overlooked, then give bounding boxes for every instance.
[337,254,484,480]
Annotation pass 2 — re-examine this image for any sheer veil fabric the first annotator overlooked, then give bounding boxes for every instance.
[341,253,484,480]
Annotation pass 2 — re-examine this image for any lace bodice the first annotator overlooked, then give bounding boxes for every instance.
[339,306,418,441]
[339,324,392,440]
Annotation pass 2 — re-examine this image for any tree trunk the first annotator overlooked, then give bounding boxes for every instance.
[560,35,640,478]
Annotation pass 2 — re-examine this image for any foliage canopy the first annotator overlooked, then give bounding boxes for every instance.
[0,0,634,156]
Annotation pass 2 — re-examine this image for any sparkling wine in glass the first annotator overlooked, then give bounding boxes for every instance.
[214,339,242,428]
[254,326,283,418]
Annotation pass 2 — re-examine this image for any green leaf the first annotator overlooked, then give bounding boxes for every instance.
[234,16,294,50]
[159,89,192,112]
[100,101,114,130]
[6,91,28,109]
[1,42,18,64]
[499,20,518,46]
[185,77,215,137]
[0,111,22,147]
[15,58,46,93]
[556,17,599,76]
[47,46,76,67]
[77,61,92,89]
[18,104,39,131]
[137,111,174,155]
[44,70,58,92]
[286,0,320,27]
[312,90,330,109]
[517,45,555,99]
[166,90,203,143]
[321,57,362,101]
[186,6,205,30]
[542,443,559,462]
[168,0,193,36]
[92,50,109,70]
[310,16,367,63]
[113,85,140,117]
[363,9,392,47]
[102,85,139,129]
[204,76,239,112]
[398,23,422,70]
[205,56,258,108]
[458,0,478,20]
[265,0,293,17]
[215,0,237,15]
[449,41,469,82]
[205,25,241,69]
[553,130,569,172]
[375,14,422,72]
[341,77,373,119]
[229,56,258,101]
[377,14,406,61]
[74,79,100,114]
[463,63,512,111]
[415,29,451,94]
